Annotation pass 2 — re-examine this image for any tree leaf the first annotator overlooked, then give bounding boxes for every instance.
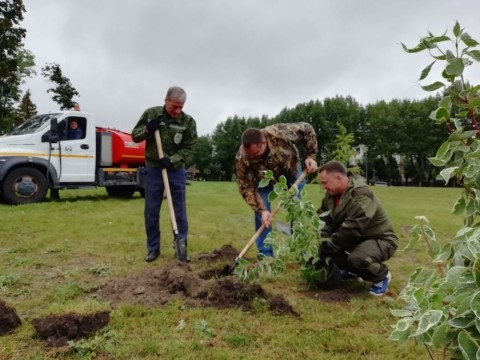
[420,81,445,91]
[453,21,461,38]
[445,58,465,76]
[431,322,449,347]
[259,178,270,188]
[412,310,443,336]
[448,130,478,141]
[458,330,479,360]
[461,33,479,47]
[419,61,436,81]
[452,196,466,215]
[471,290,480,318]
[466,50,480,62]
[401,42,427,53]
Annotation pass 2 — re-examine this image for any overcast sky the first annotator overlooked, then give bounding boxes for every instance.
[20,0,480,136]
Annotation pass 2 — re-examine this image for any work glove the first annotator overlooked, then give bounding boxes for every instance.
[158,157,173,169]
[146,119,160,133]
[319,239,341,258]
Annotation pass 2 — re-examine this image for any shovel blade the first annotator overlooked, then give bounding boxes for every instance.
[218,260,238,277]
[174,236,188,263]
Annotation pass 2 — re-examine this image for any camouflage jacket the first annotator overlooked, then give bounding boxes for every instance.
[131,106,197,168]
[235,122,317,213]
[318,174,398,252]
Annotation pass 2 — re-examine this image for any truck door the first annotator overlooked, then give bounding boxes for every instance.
[54,116,96,183]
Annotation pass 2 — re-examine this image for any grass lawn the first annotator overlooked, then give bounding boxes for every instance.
[0,182,462,359]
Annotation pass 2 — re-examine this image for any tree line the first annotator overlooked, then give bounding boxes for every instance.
[190,95,448,187]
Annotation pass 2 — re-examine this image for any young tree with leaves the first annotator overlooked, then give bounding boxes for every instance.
[390,21,480,360]
[41,63,80,110]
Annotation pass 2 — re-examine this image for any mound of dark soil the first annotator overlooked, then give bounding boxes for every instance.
[196,244,239,262]
[100,261,268,311]
[31,311,110,347]
[269,294,300,317]
[0,299,21,335]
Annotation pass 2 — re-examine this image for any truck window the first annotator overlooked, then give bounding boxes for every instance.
[64,117,86,140]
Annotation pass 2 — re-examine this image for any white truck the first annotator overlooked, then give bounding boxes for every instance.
[0,111,146,205]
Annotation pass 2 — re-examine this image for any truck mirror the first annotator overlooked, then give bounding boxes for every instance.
[49,118,59,143]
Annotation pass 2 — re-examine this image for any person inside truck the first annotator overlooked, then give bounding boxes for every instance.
[67,119,83,140]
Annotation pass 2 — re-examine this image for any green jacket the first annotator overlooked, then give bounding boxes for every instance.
[131,106,197,168]
[318,175,398,252]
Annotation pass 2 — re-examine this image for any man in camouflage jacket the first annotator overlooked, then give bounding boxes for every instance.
[235,122,318,257]
[317,160,398,296]
[132,86,197,262]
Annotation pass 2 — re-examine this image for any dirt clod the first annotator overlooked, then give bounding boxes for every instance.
[196,244,239,262]
[269,294,300,317]
[0,299,21,335]
[31,311,110,347]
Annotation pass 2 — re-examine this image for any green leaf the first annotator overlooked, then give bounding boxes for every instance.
[445,57,465,76]
[452,196,466,215]
[433,243,453,263]
[458,330,480,360]
[268,191,278,202]
[430,35,451,43]
[390,309,413,317]
[448,312,476,329]
[435,106,449,120]
[461,33,479,47]
[453,21,461,38]
[431,323,449,347]
[471,291,480,318]
[401,42,427,53]
[466,50,480,62]
[389,319,412,343]
[439,167,457,183]
[278,175,287,187]
[259,178,270,188]
[412,310,443,336]
[448,130,478,141]
[420,81,445,91]
[419,61,436,81]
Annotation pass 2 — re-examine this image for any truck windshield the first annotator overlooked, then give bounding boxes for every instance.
[7,113,60,135]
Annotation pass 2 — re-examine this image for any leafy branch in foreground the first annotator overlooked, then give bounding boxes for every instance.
[391,21,480,360]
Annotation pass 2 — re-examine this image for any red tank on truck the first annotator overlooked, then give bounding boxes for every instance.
[0,111,146,205]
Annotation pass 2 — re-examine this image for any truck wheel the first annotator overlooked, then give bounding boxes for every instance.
[2,168,48,205]
[105,186,135,198]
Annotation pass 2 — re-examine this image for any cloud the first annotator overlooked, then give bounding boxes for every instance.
[21,0,480,135]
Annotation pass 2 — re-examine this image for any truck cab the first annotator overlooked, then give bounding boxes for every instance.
[0,112,145,205]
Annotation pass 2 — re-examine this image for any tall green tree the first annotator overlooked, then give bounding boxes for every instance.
[211,115,248,181]
[0,0,32,131]
[191,135,213,179]
[15,88,36,125]
[41,63,79,110]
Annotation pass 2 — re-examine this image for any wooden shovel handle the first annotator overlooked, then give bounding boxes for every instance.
[154,130,178,233]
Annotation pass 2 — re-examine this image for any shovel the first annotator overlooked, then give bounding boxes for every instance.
[218,170,308,277]
[154,130,188,262]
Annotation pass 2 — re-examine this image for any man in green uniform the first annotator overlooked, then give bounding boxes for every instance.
[235,122,318,257]
[132,86,197,262]
[317,160,398,296]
